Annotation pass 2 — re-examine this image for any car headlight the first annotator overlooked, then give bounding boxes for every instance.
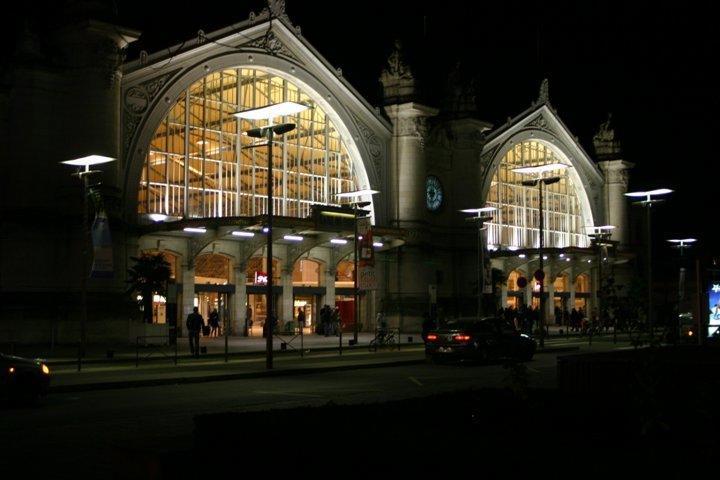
[41,364,50,375]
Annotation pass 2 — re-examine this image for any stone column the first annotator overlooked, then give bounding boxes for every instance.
[545,274,555,322]
[233,265,247,336]
[324,265,337,308]
[568,267,576,310]
[181,263,195,336]
[501,284,508,308]
[598,160,634,247]
[281,267,294,324]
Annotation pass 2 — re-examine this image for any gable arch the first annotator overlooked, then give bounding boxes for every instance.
[122,51,385,225]
[481,129,598,249]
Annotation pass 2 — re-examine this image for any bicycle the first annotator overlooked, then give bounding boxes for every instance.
[368,329,397,352]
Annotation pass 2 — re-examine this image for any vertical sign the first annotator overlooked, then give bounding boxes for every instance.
[357,216,377,290]
[90,209,113,278]
[708,282,720,336]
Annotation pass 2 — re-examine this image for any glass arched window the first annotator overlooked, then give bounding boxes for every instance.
[485,141,589,249]
[195,254,230,285]
[139,68,358,220]
[293,259,321,287]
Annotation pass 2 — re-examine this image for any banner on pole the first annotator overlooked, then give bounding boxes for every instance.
[357,216,377,289]
[90,209,114,278]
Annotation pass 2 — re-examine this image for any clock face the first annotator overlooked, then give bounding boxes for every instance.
[425,175,443,211]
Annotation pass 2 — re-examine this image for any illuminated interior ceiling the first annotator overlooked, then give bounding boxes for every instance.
[485,140,590,249]
[195,254,229,281]
[139,68,358,220]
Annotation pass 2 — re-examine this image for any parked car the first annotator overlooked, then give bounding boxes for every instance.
[425,317,536,363]
[0,353,51,403]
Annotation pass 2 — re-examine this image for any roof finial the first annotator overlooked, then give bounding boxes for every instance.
[538,78,549,104]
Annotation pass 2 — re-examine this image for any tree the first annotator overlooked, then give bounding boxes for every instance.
[126,253,171,324]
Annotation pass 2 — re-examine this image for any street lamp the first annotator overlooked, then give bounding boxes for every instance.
[460,207,496,319]
[667,237,697,341]
[234,101,309,369]
[512,162,570,349]
[587,225,616,333]
[60,155,116,371]
[335,189,379,344]
[625,188,673,339]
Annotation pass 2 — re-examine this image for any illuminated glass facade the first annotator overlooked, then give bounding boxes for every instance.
[486,141,589,249]
[138,68,358,219]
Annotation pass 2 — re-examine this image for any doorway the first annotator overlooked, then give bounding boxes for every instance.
[195,291,229,337]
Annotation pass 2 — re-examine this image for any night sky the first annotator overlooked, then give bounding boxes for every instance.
[8,0,718,253]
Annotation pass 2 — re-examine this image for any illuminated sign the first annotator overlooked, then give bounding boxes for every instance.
[709,282,720,336]
[254,271,268,285]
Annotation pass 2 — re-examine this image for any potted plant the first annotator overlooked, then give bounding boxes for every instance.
[126,253,171,344]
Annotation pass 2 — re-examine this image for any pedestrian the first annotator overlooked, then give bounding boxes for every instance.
[297,307,306,333]
[421,311,435,342]
[332,306,341,336]
[245,305,253,336]
[186,306,204,358]
[209,308,220,337]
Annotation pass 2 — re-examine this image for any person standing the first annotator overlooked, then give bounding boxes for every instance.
[297,307,306,334]
[209,308,220,337]
[186,307,204,358]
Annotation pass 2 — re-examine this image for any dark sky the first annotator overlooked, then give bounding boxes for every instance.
[9,0,719,253]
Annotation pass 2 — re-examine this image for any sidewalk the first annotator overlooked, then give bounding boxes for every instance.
[4,329,591,394]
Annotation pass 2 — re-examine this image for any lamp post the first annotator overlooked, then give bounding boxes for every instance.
[667,237,697,341]
[625,188,673,339]
[513,162,569,349]
[461,207,496,319]
[336,189,379,344]
[588,225,616,334]
[60,155,116,372]
[234,101,309,369]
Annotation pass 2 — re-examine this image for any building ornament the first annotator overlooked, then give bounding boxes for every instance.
[603,166,630,187]
[350,112,383,175]
[379,40,415,103]
[122,69,182,155]
[593,113,622,160]
[538,78,549,104]
[246,30,301,63]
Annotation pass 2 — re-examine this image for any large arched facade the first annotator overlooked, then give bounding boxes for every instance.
[137,67,362,221]
[484,139,591,249]
[120,20,394,337]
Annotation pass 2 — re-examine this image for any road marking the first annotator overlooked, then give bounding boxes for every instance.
[408,376,423,386]
[253,390,324,398]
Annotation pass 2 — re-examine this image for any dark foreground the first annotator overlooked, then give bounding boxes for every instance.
[165,355,719,479]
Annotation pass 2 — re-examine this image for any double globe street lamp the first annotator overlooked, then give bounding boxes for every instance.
[336,189,379,345]
[512,162,570,349]
[624,188,673,339]
[234,101,309,370]
[60,155,116,371]
[460,207,496,319]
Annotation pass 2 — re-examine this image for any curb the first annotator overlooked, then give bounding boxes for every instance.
[44,344,425,367]
[49,357,427,394]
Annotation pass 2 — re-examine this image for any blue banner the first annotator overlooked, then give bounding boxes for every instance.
[90,209,114,278]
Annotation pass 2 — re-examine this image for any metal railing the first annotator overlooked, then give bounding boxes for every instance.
[135,334,178,367]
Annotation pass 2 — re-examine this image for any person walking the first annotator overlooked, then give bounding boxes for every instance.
[186,307,204,358]
[209,308,220,337]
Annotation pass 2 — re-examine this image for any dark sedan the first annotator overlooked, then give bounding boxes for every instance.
[425,317,536,363]
[1,353,51,403]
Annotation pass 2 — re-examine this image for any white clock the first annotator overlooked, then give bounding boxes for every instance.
[425,175,443,211]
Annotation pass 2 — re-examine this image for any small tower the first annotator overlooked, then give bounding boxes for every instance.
[594,114,634,248]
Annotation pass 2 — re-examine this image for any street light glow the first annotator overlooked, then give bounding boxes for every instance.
[335,189,380,198]
[61,155,116,167]
[460,207,496,214]
[283,235,304,242]
[667,238,697,244]
[511,163,569,175]
[232,231,255,237]
[625,188,673,198]
[233,101,309,120]
[183,227,207,233]
[330,238,348,245]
